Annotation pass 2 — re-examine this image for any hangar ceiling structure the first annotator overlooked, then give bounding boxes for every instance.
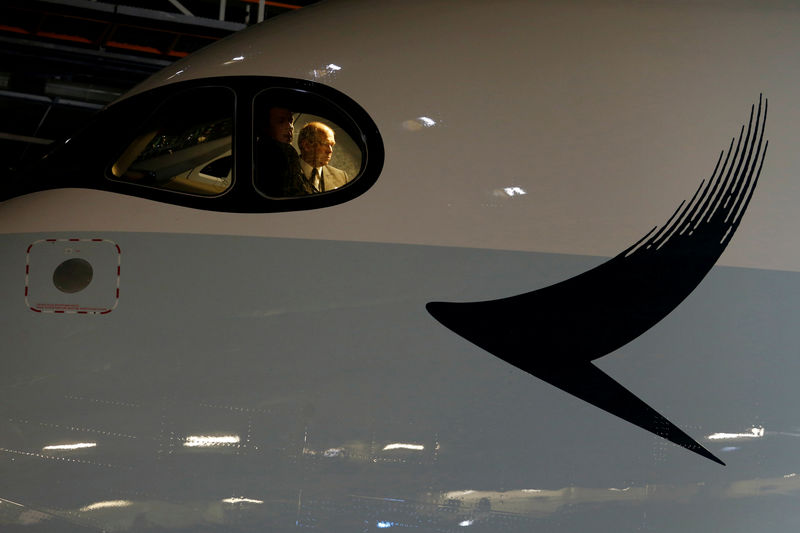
[1,0,319,178]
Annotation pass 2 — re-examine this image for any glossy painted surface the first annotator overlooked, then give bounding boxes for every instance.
[4,0,800,269]
[2,233,800,532]
[2,0,800,531]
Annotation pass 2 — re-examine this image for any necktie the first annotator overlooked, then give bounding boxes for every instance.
[311,168,320,192]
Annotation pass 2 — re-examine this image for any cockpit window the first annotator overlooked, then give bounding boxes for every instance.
[28,77,386,212]
[252,91,364,199]
[109,87,234,196]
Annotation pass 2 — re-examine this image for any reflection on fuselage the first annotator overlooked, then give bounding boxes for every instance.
[3,392,800,531]
[42,442,97,451]
[6,474,800,532]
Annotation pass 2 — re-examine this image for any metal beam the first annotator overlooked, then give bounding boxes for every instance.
[0,132,53,145]
[239,0,303,8]
[116,5,245,31]
[167,0,193,17]
[0,89,105,110]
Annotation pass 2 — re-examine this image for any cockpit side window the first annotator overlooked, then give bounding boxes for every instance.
[15,77,383,212]
[109,86,234,197]
[252,90,364,199]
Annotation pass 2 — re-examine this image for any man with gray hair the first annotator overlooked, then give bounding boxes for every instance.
[297,121,349,192]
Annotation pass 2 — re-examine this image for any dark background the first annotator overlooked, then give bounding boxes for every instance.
[0,0,320,177]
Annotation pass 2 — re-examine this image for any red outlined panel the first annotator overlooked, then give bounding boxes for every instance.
[26,238,121,315]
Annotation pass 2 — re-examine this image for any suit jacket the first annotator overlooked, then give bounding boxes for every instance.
[320,164,349,191]
[255,138,312,197]
[300,158,350,192]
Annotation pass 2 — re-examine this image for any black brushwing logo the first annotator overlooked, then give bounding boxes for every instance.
[427,97,769,465]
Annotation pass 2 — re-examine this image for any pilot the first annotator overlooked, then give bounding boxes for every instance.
[297,122,349,192]
[255,107,313,197]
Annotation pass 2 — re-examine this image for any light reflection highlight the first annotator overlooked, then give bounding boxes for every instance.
[459,519,474,526]
[445,490,476,498]
[504,186,527,196]
[224,56,245,65]
[166,69,185,80]
[43,443,96,451]
[402,116,439,131]
[492,187,528,198]
[0,497,25,507]
[707,427,764,440]
[310,64,343,79]
[80,500,133,512]
[222,497,263,504]
[383,443,424,451]
[323,448,345,457]
[184,435,240,447]
[436,477,800,516]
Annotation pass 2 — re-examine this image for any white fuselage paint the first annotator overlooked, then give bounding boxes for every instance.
[4,1,800,272]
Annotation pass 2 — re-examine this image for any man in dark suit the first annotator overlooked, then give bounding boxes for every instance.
[255,107,313,197]
[297,122,349,192]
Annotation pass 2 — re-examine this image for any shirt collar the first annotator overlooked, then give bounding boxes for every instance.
[299,158,319,179]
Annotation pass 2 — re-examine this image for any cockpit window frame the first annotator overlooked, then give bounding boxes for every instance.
[20,76,384,214]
